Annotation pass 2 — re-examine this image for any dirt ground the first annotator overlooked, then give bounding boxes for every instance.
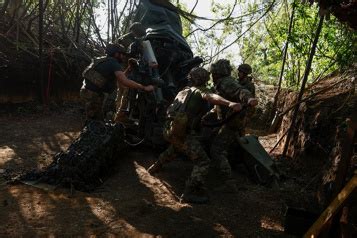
[0,106,308,237]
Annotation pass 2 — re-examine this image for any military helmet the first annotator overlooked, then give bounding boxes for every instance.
[238,63,252,74]
[105,43,127,56]
[188,67,210,86]
[210,59,232,76]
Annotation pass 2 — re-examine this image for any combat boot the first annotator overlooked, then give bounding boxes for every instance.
[147,161,163,174]
[180,185,209,204]
[214,179,238,193]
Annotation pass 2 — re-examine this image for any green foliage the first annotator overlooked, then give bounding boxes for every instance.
[177,0,356,89]
[176,2,192,37]
[239,2,356,88]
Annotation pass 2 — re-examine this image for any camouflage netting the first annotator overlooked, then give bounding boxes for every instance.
[22,121,127,191]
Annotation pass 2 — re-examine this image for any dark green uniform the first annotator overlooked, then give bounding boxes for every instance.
[238,76,256,135]
[238,76,255,97]
[211,76,253,179]
[157,86,211,190]
[80,57,123,120]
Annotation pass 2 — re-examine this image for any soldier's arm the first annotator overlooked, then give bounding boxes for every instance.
[235,88,258,107]
[115,71,154,92]
[203,93,242,112]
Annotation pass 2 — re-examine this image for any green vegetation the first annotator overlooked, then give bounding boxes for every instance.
[178,0,356,88]
[1,0,355,90]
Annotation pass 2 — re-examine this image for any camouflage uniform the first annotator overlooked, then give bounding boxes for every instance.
[211,76,253,179]
[237,64,256,134]
[210,60,254,181]
[156,85,211,190]
[238,76,255,97]
[80,88,105,120]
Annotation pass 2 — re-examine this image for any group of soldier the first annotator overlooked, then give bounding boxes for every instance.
[80,43,257,204]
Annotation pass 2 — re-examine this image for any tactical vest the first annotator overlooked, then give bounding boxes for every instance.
[82,57,111,91]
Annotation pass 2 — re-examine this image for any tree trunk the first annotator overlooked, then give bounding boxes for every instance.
[282,15,325,157]
[271,1,296,121]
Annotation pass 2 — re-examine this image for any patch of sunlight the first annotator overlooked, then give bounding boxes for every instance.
[260,216,284,232]
[8,187,57,235]
[0,146,17,165]
[85,197,155,236]
[54,132,79,142]
[213,223,234,236]
[134,161,189,210]
[85,197,117,224]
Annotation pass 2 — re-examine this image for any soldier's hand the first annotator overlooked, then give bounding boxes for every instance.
[228,102,242,112]
[143,85,155,92]
[248,98,258,107]
[128,58,138,66]
[127,58,138,71]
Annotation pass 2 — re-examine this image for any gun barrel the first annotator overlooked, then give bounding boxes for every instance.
[178,56,203,70]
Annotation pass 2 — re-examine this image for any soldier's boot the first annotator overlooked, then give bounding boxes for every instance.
[180,184,209,204]
[147,161,163,174]
[214,179,238,193]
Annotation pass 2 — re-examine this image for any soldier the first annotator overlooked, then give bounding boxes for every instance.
[210,59,258,192]
[114,22,147,123]
[147,67,243,204]
[237,63,255,96]
[237,63,256,135]
[80,43,155,121]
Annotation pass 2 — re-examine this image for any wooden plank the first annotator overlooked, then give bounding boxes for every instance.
[304,174,357,238]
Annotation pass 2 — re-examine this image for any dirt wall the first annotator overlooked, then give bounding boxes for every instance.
[276,68,356,206]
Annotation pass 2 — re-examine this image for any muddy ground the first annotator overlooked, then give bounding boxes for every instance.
[0,105,312,237]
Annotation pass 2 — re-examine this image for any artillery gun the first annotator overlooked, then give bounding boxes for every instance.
[110,0,203,146]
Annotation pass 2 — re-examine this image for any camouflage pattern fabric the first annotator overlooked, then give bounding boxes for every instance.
[214,75,252,128]
[159,129,210,189]
[238,76,256,135]
[210,125,237,178]
[239,76,256,97]
[80,87,104,120]
[211,75,254,180]
[157,86,211,189]
[215,76,252,103]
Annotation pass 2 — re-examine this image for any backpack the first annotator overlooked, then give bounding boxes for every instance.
[82,57,108,88]
[164,87,197,140]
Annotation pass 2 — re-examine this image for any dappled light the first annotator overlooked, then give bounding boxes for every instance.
[0,0,356,237]
[260,215,284,232]
[134,161,187,210]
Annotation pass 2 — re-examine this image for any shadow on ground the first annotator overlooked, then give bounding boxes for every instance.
[0,109,297,237]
